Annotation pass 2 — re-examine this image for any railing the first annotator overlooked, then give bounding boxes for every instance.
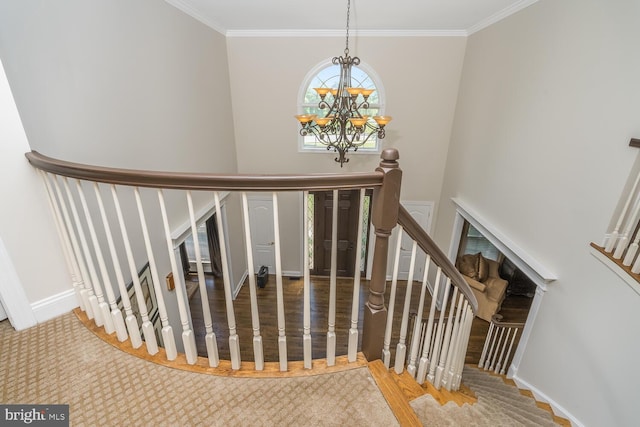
[597,138,640,277]
[27,148,477,390]
[381,205,478,391]
[478,314,523,375]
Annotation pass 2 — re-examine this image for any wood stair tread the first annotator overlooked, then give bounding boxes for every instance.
[368,360,423,427]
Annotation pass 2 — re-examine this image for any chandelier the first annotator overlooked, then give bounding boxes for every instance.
[295,0,392,167]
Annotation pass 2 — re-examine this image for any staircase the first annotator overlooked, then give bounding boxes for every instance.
[370,360,571,426]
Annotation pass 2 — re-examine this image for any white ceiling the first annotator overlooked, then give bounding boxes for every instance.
[165,0,538,36]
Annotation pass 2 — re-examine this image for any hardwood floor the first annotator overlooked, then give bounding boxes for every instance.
[466,294,533,365]
[186,274,532,366]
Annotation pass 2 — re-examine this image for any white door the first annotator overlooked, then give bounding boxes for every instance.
[0,301,6,321]
[388,201,434,281]
[247,195,276,272]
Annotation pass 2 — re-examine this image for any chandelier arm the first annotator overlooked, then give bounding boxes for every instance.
[295,0,391,166]
[356,100,370,110]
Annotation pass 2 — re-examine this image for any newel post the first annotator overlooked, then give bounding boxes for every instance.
[362,148,402,361]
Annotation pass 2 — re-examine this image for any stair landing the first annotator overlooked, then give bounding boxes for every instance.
[368,360,570,427]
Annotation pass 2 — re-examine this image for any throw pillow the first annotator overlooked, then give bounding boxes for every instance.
[458,253,479,280]
[477,254,489,282]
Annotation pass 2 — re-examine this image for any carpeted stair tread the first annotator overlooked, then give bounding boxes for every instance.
[410,367,557,427]
[0,313,399,426]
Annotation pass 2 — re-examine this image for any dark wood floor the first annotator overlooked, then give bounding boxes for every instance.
[466,294,532,364]
[186,274,532,366]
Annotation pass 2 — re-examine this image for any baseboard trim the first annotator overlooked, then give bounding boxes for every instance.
[31,288,79,324]
[233,271,248,299]
[512,373,583,427]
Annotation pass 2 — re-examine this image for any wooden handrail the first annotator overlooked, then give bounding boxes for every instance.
[25,151,384,192]
[490,314,524,329]
[397,205,478,314]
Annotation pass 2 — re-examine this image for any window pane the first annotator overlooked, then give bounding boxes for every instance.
[301,63,381,151]
[184,223,212,273]
[462,224,500,261]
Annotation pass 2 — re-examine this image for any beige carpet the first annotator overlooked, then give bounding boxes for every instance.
[0,313,398,427]
[410,366,558,426]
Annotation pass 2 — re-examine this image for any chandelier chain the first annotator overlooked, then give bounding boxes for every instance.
[295,0,391,166]
[344,0,351,56]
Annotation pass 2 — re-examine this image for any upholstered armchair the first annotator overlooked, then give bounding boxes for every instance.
[456,253,508,322]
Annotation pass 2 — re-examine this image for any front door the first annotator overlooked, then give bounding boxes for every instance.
[311,190,370,277]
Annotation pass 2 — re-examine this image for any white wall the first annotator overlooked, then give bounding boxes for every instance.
[435,1,640,425]
[227,35,466,272]
[0,57,70,316]
[0,0,243,340]
[0,0,237,173]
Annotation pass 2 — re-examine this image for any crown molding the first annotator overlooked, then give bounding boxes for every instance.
[467,0,539,35]
[226,29,468,38]
[166,0,538,39]
[164,0,227,35]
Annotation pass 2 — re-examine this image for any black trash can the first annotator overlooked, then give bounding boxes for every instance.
[257,266,268,288]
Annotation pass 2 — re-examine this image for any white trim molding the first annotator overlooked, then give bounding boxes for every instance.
[164,0,226,35]
[227,29,468,38]
[452,198,557,287]
[0,237,37,330]
[171,191,230,245]
[467,0,540,35]
[31,289,79,324]
[511,374,585,427]
[450,198,557,398]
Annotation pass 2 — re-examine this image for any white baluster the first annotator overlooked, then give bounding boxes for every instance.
[427,278,452,385]
[241,192,263,370]
[93,182,128,341]
[631,250,640,274]
[417,267,442,384]
[613,195,640,259]
[327,189,338,367]
[215,192,241,369]
[483,322,500,371]
[272,192,288,371]
[501,327,519,375]
[495,327,512,374]
[75,180,116,333]
[134,187,166,357]
[110,185,143,349]
[478,322,495,369]
[52,176,94,319]
[382,227,403,368]
[394,240,418,374]
[623,230,640,266]
[490,327,506,371]
[40,172,83,309]
[443,298,469,389]
[451,305,474,391]
[62,178,103,326]
[606,170,640,252]
[407,255,432,377]
[348,189,366,363]
[188,192,219,367]
[434,288,461,388]
[302,191,312,369]
[158,190,197,365]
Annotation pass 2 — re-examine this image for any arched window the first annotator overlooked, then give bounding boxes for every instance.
[298,59,386,153]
